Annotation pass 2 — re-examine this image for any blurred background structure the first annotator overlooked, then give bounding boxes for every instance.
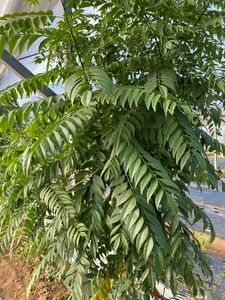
[0,0,63,102]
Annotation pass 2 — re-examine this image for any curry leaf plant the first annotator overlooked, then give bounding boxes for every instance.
[0,0,225,299]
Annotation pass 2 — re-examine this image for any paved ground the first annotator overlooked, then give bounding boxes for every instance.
[187,184,225,299]
[188,184,225,239]
[189,183,225,207]
[192,205,225,239]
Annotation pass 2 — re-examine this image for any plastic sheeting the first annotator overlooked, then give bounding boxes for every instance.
[0,0,55,17]
[0,0,62,85]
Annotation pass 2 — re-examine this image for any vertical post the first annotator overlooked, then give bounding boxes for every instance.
[214,125,218,171]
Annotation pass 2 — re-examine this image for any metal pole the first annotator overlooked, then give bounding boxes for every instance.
[1,50,56,98]
[214,125,218,171]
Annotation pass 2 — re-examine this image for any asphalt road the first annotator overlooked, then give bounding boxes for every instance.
[189,183,225,207]
[188,185,225,239]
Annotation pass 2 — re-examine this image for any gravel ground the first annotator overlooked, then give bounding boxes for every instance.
[205,255,225,300]
[172,256,225,300]
[188,181,225,299]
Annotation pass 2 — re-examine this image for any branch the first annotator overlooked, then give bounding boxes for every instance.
[138,4,164,66]
[61,0,105,127]
[194,1,211,26]
[60,0,89,84]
